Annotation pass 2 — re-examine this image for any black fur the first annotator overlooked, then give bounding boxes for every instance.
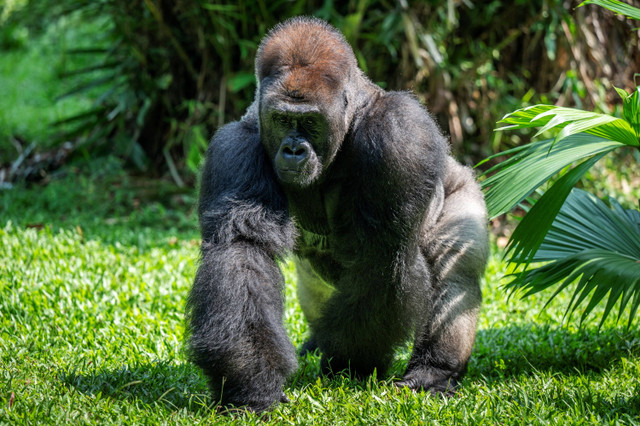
[187,17,488,412]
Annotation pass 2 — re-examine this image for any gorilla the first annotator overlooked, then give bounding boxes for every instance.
[187,17,488,412]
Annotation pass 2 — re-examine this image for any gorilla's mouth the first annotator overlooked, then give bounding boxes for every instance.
[276,168,306,185]
[275,146,320,187]
[276,162,319,187]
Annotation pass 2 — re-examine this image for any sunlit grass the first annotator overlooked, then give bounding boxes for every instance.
[1,173,639,424]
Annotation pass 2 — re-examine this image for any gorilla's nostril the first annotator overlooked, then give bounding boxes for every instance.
[282,145,307,158]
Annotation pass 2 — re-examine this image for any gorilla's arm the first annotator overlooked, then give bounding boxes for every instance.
[187,117,298,411]
[350,92,448,260]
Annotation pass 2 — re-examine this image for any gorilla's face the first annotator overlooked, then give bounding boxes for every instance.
[255,18,355,189]
[260,95,341,188]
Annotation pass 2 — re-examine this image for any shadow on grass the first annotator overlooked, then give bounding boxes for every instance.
[472,324,640,380]
[60,326,640,417]
[59,356,378,417]
[60,361,212,414]
[293,325,640,388]
[287,346,420,393]
[469,325,640,419]
[290,324,640,420]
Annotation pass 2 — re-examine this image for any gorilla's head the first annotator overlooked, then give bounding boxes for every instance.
[255,17,359,188]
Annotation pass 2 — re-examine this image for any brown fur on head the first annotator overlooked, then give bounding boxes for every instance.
[256,17,357,101]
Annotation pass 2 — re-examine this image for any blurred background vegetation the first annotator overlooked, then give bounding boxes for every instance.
[0,0,638,188]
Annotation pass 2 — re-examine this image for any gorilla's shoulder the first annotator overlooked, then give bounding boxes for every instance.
[210,100,259,147]
[374,90,424,112]
[216,119,258,136]
[353,90,446,157]
[211,117,259,154]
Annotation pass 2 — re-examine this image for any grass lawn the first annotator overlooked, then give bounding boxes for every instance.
[1,167,639,425]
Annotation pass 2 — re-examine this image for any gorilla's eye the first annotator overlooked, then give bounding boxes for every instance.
[273,115,289,127]
[301,117,317,134]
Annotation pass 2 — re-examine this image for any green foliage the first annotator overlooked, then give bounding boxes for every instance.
[0,9,125,169]
[4,0,637,179]
[1,176,640,423]
[508,189,640,329]
[482,85,640,327]
[482,97,639,261]
[483,0,640,323]
[579,0,640,19]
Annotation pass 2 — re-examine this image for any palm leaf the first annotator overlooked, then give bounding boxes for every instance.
[535,191,640,261]
[482,133,624,218]
[508,189,640,328]
[578,0,640,20]
[504,154,605,264]
[497,104,638,147]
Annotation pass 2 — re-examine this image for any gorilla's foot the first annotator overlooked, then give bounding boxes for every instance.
[395,367,461,397]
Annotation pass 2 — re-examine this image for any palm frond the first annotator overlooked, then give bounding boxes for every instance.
[579,0,640,20]
[497,104,638,147]
[504,154,606,264]
[508,189,640,328]
[482,134,624,218]
[535,190,640,261]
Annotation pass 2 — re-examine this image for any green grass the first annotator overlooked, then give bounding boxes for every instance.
[1,169,639,425]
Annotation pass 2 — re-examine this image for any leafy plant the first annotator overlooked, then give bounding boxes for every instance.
[480,0,640,328]
[511,188,640,328]
[8,0,637,181]
[481,84,640,326]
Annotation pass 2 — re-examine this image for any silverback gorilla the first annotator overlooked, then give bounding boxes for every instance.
[187,17,488,412]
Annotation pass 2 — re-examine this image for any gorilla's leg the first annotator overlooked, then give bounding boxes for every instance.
[313,289,400,378]
[310,271,416,379]
[399,158,488,395]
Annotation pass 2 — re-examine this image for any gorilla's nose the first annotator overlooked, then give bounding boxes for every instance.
[279,141,310,168]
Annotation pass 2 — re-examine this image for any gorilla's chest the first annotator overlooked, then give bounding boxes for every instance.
[296,226,346,285]
[286,184,356,281]
[290,185,338,253]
